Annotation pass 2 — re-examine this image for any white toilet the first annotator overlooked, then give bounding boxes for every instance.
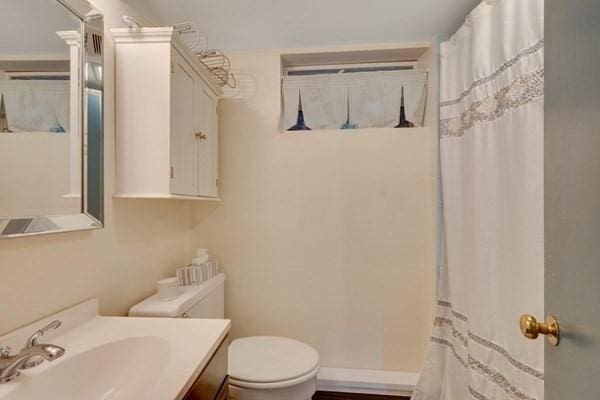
[129,274,320,400]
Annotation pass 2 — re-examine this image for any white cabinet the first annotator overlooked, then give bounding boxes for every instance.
[112,27,221,200]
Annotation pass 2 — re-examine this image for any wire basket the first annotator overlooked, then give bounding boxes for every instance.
[173,22,237,89]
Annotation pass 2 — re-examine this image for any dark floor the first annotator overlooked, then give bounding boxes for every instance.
[313,392,408,400]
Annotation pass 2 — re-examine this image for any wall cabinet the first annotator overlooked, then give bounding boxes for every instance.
[112,27,222,200]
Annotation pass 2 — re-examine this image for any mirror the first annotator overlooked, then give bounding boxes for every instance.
[0,0,104,238]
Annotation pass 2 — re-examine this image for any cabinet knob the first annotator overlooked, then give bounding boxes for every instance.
[195,132,207,140]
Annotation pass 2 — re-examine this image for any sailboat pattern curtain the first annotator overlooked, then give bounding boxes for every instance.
[412,1,544,400]
[281,70,428,131]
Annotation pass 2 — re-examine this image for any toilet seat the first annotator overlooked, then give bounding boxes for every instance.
[229,364,320,389]
[228,336,320,390]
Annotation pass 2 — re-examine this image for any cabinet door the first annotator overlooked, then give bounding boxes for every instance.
[170,52,197,196]
[183,338,228,400]
[196,85,218,197]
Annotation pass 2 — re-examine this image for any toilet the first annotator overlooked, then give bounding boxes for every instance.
[129,274,320,400]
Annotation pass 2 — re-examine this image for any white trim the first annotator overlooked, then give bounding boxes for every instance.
[57,30,82,199]
[317,367,419,397]
[0,54,69,62]
[281,44,430,68]
[111,27,176,44]
[56,30,81,46]
[110,27,223,96]
[5,72,69,78]
[113,194,221,201]
[284,61,418,76]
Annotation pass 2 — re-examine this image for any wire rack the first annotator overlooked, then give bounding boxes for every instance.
[173,22,237,89]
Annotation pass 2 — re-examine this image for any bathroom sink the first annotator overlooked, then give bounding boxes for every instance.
[0,299,231,400]
[3,337,169,400]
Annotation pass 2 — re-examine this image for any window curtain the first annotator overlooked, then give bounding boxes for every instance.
[412,0,544,400]
[281,70,428,131]
[0,80,70,133]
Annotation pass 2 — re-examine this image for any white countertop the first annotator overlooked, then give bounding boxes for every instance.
[0,299,231,400]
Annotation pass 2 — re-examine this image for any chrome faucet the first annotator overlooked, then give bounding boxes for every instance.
[0,320,66,383]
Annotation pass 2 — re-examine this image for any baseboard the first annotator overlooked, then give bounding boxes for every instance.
[317,367,419,397]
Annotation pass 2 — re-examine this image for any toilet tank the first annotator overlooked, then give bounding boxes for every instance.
[129,273,226,319]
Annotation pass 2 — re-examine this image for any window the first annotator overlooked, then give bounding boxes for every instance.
[281,49,429,132]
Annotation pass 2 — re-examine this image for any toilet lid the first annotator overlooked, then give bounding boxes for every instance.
[229,336,320,383]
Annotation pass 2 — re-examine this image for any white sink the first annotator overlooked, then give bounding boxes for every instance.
[4,337,169,400]
[0,300,230,400]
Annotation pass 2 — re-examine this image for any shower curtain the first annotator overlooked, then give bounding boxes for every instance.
[412,1,544,399]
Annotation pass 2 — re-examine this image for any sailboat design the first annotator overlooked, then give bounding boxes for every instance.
[340,91,358,130]
[0,94,12,133]
[287,93,311,131]
[395,86,414,128]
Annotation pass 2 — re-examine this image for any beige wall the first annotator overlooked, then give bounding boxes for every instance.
[0,1,438,373]
[192,49,437,372]
[0,0,196,335]
[0,133,78,217]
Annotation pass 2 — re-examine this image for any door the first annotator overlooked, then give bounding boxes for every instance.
[170,52,198,196]
[196,85,218,197]
[544,1,600,398]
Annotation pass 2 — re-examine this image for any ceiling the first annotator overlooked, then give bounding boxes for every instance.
[125,0,481,51]
[0,0,80,57]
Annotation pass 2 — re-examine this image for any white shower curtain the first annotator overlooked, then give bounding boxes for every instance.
[412,1,544,399]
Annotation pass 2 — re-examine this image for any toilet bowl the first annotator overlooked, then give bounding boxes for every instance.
[228,336,320,400]
[129,274,320,400]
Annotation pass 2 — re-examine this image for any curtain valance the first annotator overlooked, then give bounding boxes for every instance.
[281,70,428,131]
[0,80,70,133]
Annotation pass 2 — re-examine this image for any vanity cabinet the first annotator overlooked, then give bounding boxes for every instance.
[112,27,222,200]
[184,337,229,400]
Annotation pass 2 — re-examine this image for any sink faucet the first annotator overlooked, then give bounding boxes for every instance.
[0,320,66,383]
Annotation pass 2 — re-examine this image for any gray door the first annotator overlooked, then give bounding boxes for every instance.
[545,0,600,398]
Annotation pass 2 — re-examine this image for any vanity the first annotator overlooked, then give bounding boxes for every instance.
[0,300,230,400]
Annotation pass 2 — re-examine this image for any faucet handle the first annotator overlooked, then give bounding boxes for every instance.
[25,320,62,348]
[0,347,11,359]
[20,321,62,370]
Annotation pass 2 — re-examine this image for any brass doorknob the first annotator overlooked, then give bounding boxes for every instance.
[520,314,560,346]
